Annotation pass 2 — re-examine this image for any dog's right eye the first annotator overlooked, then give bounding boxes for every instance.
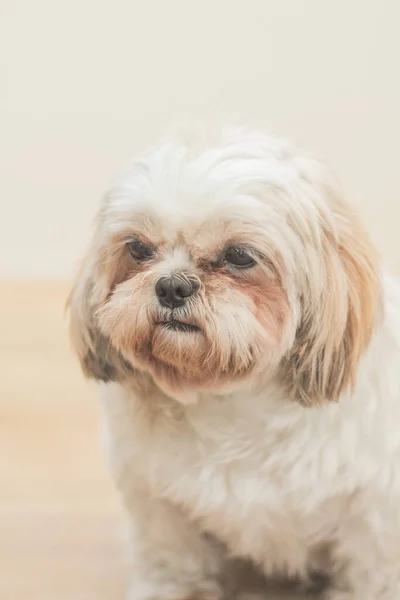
[127,239,154,261]
[224,246,256,269]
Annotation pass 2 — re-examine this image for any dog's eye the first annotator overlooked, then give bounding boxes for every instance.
[127,239,154,261]
[225,247,256,269]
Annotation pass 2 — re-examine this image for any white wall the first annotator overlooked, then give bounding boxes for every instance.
[1,0,399,278]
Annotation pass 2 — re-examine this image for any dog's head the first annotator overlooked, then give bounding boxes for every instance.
[68,128,381,404]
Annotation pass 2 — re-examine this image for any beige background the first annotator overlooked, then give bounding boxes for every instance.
[1,0,399,279]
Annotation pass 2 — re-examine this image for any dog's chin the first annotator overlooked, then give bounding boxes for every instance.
[138,321,257,399]
[150,320,206,378]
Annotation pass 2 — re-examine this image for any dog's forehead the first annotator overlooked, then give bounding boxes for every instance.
[104,134,299,250]
[108,170,265,247]
[156,195,263,241]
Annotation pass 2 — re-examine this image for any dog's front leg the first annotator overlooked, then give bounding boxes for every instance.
[124,490,224,600]
[326,499,400,600]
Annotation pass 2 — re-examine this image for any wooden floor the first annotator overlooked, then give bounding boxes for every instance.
[0,284,126,600]
[0,283,309,600]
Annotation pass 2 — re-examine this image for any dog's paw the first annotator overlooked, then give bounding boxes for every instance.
[323,591,353,600]
[127,579,223,600]
[178,582,223,600]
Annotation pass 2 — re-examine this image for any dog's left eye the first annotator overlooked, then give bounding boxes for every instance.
[225,246,256,268]
[127,239,154,261]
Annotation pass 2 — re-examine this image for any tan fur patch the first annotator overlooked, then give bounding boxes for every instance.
[284,203,381,405]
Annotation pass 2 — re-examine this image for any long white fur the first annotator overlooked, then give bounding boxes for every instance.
[71,127,400,600]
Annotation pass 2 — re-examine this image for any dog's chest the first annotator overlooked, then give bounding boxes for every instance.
[103,388,340,558]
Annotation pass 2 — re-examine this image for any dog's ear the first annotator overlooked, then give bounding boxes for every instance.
[284,195,381,405]
[67,251,123,383]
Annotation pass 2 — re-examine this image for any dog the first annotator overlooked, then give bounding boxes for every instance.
[68,126,400,599]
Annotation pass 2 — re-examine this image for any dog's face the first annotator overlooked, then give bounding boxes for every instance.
[92,203,292,397]
[69,128,381,404]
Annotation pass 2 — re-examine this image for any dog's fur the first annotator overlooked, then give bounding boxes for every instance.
[68,127,400,599]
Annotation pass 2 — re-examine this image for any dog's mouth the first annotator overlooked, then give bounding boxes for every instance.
[158,320,200,333]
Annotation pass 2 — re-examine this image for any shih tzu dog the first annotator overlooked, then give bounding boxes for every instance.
[68,127,400,600]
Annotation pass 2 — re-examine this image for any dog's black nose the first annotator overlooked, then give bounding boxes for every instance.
[155,275,199,309]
